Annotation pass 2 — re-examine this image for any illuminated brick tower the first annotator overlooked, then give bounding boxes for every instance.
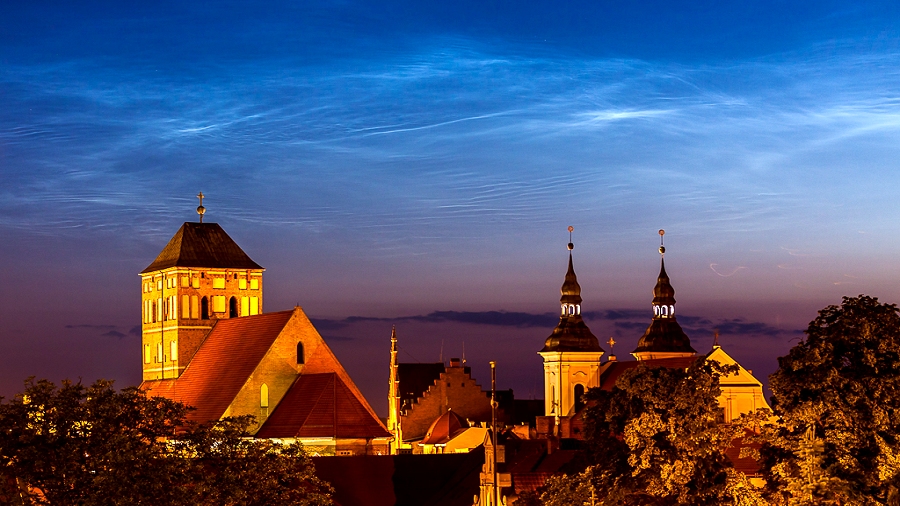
[139,194,264,381]
[538,227,604,419]
[631,230,697,361]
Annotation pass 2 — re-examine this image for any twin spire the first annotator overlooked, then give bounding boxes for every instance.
[540,227,603,353]
[541,227,696,359]
[632,229,696,360]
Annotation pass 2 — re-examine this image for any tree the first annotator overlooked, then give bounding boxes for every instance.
[179,416,333,506]
[761,295,900,505]
[0,378,332,505]
[564,358,766,505]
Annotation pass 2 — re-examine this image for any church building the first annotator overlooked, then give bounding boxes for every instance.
[140,198,391,456]
[539,229,771,437]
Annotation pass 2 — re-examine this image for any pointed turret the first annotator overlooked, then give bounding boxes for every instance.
[632,230,696,360]
[538,227,605,419]
[388,326,401,453]
[541,242,602,353]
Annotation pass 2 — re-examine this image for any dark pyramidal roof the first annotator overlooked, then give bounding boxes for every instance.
[541,251,603,353]
[632,257,696,355]
[142,222,263,273]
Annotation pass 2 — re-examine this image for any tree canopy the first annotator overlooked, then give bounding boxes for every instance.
[0,378,332,506]
[762,295,900,505]
[536,358,765,505]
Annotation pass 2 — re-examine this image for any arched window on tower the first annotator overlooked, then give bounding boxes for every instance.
[297,342,305,365]
[260,384,269,408]
[229,296,238,318]
[574,384,585,413]
[200,297,209,320]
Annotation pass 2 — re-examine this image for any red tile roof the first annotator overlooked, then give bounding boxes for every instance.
[421,410,469,445]
[512,472,555,495]
[142,222,262,273]
[257,372,390,439]
[143,310,294,422]
[598,356,700,390]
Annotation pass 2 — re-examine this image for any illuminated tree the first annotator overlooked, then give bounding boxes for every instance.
[0,379,331,506]
[761,295,900,505]
[544,359,767,505]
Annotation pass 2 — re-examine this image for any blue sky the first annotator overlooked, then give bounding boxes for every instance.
[2,1,900,412]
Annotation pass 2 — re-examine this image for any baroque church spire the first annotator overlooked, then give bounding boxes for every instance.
[632,230,696,360]
[541,227,603,353]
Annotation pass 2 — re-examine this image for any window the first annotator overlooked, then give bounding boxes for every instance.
[238,278,247,290]
[144,345,151,364]
[213,295,226,313]
[157,343,163,363]
[229,297,238,318]
[241,297,249,316]
[297,342,304,365]
[157,279,162,290]
[170,341,178,361]
[200,297,209,320]
[250,278,259,290]
[249,297,259,316]
[574,384,585,413]
[233,273,238,280]
[182,295,190,319]
[213,278,225,289]
[260,384,269,408]
[192,277,200,289]
[191,295,199,319]
[181,276,188,288]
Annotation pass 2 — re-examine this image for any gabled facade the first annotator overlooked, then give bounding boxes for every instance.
[388,329,493,453]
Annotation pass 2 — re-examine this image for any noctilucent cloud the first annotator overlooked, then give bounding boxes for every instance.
[2,1,900,414]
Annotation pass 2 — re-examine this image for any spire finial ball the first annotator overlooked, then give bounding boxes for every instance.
[659,229,665,236]
[659,246,666,254]
[196,192,206,223]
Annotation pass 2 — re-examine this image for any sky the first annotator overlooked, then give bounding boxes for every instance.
[2,1,900,415]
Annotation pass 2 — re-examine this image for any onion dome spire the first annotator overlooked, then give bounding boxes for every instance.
[541,227,602,353]
[632,230,696,360]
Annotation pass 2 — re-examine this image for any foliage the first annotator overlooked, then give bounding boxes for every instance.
[537,467,594,506]
[570,358,767,505]
[761,295,900,505]
[0,378,332,506]
[180,416,333,506]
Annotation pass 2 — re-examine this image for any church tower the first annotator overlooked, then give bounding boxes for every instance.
[139,194,265,381]
[538,228,604,419]
[631,230,696,361]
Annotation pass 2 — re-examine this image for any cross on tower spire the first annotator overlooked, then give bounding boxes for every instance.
[197,192,206,223]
